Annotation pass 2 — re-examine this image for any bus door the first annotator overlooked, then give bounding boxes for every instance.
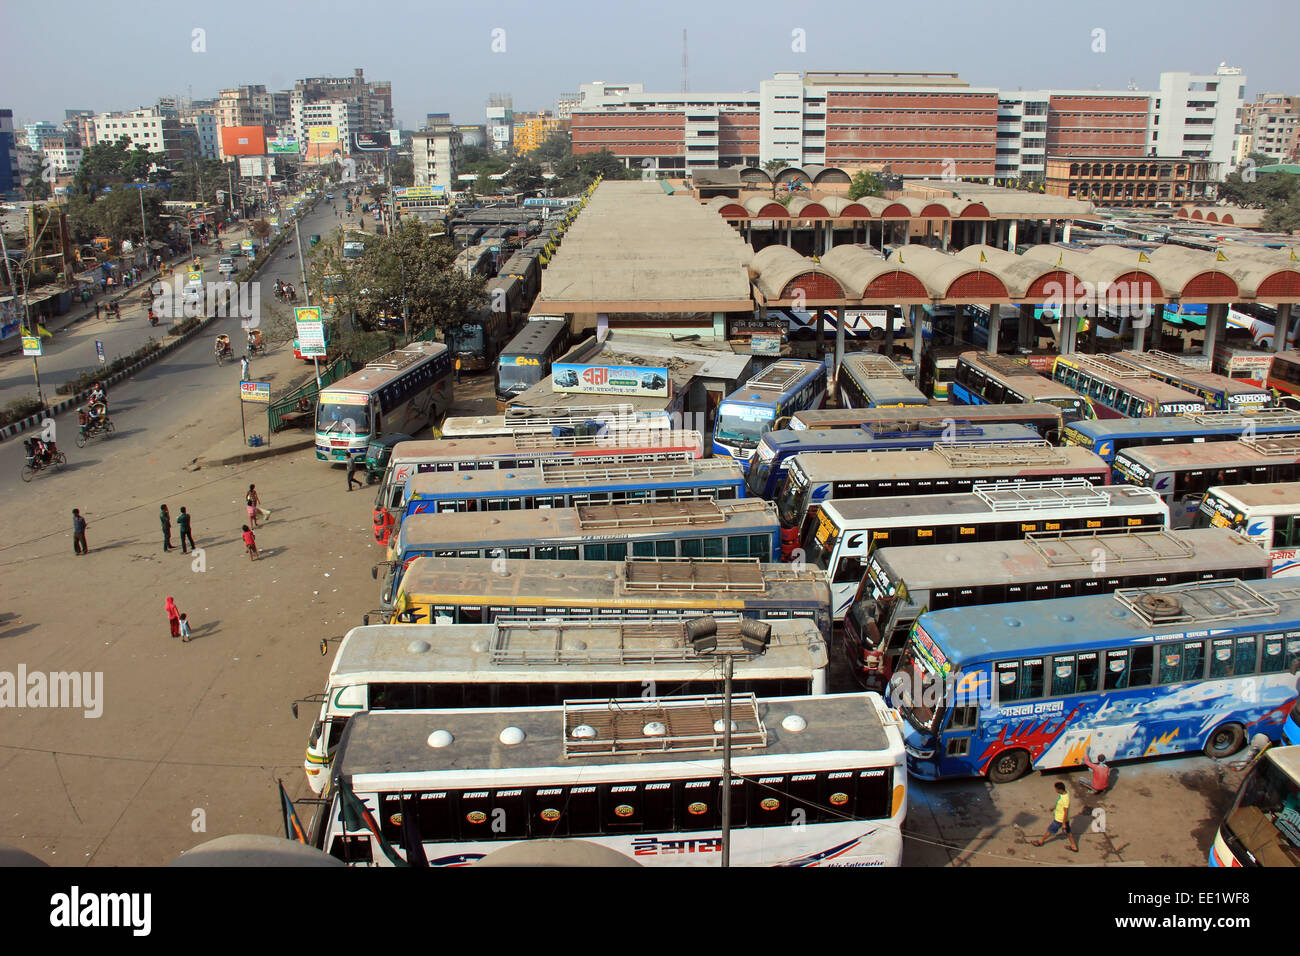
[939,699,981,774]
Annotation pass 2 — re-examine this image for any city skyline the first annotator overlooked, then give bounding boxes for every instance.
[1,0,1296,129]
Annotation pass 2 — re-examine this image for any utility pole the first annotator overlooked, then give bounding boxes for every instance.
[294,219,320,388]
[1,228,45,409]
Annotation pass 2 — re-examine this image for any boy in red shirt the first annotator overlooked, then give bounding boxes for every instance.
[242,524,258,561]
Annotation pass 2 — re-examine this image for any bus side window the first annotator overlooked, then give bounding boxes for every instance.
[1209,639,1236,679]
[1260,635,1286,674]
[1129,646,1154,687]
[1279,516,1300,548]
[1233,636,1258,676]
[558,546,579,561]
[1049,655,1076,696]
[1075,652,1100,692]
[947,705,978,730]
[1286,636,1300,673]
[1103,649,1130,690]
[994,661,1022,701]
[1019,658,1044,699]
[833,556,865,585]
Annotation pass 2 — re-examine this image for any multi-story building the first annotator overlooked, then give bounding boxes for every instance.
[1240,94,1300,164]
[0,109,15,193]
[1045,155,1220,207]
[294,69,390,137]
[456,124,486,149]
[1044,91,1151,159]
[486,95,513,151]
[23,121,62,150]
[74,114,97,150]
[61,109,93,146]
[1149,66,1246,171]
[42,145,83,175]
[295,98,356,163]
[410,126,460,191]
[994,92,1049,181]
[179,109,219,159]
[555,93,582,121]
[514,111,565,153]
[92,108,186,160]
[217,85,268,130]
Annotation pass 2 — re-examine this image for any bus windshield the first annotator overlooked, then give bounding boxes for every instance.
[497,357,542,393]
[776,467,810,528]
[891,650,943,735]
[715,403,775,447]
[448,322,485,353]
[1048,396,1092,421]
[1221,753,1300,866]
[317,400,371,435]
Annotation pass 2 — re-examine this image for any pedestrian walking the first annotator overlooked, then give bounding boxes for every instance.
[242,524,259,561]
[179,613,192,642]
[178,506,195,553]
[160,504,174,552]
[346,454,363,491]
[165,596,181,638]
[94,303,101,320]
[72,508,88,555]
[455,357,462,383]
[1032,782,1079,852]
[246,484,269,524]
[241,355,250,380]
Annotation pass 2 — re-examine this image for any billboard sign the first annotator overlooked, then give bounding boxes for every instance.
[750,332,782,355]
[307,126,339,144]
[354,131,391,151]
[393,185,446,200]
[552,363,670,398]
[268,138,300,154]
[238,156,264,177]
[220,126,267,157]
[295,307,326,357]
[239,381,271,404]
[22,334,41,357]
[388,129,402,147]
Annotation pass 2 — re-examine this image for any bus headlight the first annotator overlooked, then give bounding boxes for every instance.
[905,743,934,760]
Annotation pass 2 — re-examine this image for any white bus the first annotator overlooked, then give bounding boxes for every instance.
[801,480,1170,618]
[297,617,830,792]
[1197,481,1300,577]
[440,404,671,439]
[310,692,907,867]
[846,527,1271,691]
[316,342,454,463]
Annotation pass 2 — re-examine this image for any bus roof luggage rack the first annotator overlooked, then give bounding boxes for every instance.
[1188,409,1300,428]
[1127,349,1199,373]
[1070,354,1150,379]
[563,694,767,757]
[1024,526,1192,567]
[973,479,1111,511]
[748,361,810,391]
[365,345,434,371]
[978,353,1034,376]
[622,557,767,592]
[843,353,906,379]
[932,439,1060,467]
[504,403,638,424]
[1112,578,1280,627]
[1237,433,1300,456]
[539,459,698,484]
[490,616,746,665]
[575,498,765,530]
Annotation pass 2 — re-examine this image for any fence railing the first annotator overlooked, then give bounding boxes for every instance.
[266,356,357,432]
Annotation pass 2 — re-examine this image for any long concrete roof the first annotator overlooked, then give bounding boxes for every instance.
[534,181,754,313]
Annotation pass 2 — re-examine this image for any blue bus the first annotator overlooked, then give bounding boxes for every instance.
[1286,701,1300,747]
[837,353,928,410]
[713,359,827,470]
[400,458,746,521]
[891,577,1300,783]
[1063,410,1300,466]
[745,422,1045,500]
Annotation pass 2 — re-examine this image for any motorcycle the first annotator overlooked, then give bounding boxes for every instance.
[21,447,67,482]
[75,417,114,448]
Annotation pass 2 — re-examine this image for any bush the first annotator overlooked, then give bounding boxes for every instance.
[55,338,162,394]
[167,316,202,337]
[0,396,45,428]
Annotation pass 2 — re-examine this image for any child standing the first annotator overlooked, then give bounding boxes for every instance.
[242,524,258,561]
[246,483,269,527]
[179,613,192,642]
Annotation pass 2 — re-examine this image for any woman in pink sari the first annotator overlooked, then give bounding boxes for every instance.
[165,596,181,638]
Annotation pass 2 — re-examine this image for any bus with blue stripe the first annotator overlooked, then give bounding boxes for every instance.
[1196,481,1300,578]
[1287,703,1300,747]
[1063,409,1300,466]
[745,423,1045,501]
[790,403,1065,442]
[952,351,1095,424]
[1210,744,1300,866]
[1111,349,1273,412]
[837,353,927,410]
[713,359,827,470]
[890,577,1300,783]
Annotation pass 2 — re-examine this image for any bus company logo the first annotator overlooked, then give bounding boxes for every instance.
[513,356,540,366]
[760,797,780,811]
[465,811,488,825]
[631,836,721,856]
[613,804,635,818]
[830,792,849,806]
[539,808,561,823]
[687,802,708,816]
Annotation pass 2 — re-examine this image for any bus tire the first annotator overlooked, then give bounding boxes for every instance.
[987,749,1030,783]
[868,326,885,341]
[1204,723,1246,759]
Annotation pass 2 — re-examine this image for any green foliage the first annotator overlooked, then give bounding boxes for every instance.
[533,132,572,164]
[763,159,788,174]
[72,139,157,197]
[474,172,496,195]
[549,149,634,196]
[251,219,272,241]
[459,149,511,178]
[389,157,414,187]
[57,339,163,394]
[65,190,168,245]
[168,158,229,204]
[848,170,885,200]
[0,396,44,428]
[502,159,544,194]
[1218,170,1298,209]
[1263,198,1300,233]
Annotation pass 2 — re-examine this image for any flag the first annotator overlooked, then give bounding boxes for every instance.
[337,775,409,866]
[979,250,987,262]
[37,324,52,338]
[278,779,308,844]
[1056,252,1063,266]
[1216,249,1229,262]
[1138,251,1150,263]
[1290,248,1297,261]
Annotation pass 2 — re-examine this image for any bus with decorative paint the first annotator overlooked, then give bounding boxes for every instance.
[1062,409,1300,466]
[1196,481,1300,577]
[1051,353,1207,418]
[952,352,1095,424]
[789,403,1065,442]
[1111,349,1273,412]
[836,353,928,410]
[713,360,827,470]
[892,577,1300,783]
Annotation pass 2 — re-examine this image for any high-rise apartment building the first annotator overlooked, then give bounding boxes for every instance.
[410,126,460,191]
[486,95,514,151]
[1149,66,1247,171]
[1240,94,1300,164]
[92,108,186,160]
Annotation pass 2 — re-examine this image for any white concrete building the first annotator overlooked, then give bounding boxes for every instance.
[1149,65,1247,172]
[290,95,357,156]
[180,112,218,159]
[42,145,83,174]
[410,127,460,191]
[995,92,1050,181]
[92,108,186,159]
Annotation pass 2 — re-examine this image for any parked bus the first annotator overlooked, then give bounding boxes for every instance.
[1267,351,1300,404]
[775,442,1111,549]
[952,352,1095,424]
[891,577,1300,783]
[310,692,907,867]
[1113,434,1300,524]
[1210,744,1300,867]
[380,557,832,643]
[1051,353,1207,418]
[299,617,829,792]
[789,403,1064,442]
[1063,409,1300,465]
[1214,343,1274,382]
[806,480,1167,614]
[1231,302,1295,351]
[745,423,1044,501]
[713,359,827,469]
[440,404,670,439]
[391,459,745,529]
[495,318,570,408]
[371,430,704,542]
[1196,481,1300,577]
[445,310,519,374]
[836,353,928,410]
[315,342,454,463]
[377,499,780,612]
[846,527,1271,691]
[1111,349,1273,412]
[919,345,964,402]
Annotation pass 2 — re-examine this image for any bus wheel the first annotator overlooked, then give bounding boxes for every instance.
[987,749,1030,783]
[1204,723,1246,759]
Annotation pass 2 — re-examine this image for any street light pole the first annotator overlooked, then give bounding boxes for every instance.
[1,229,46,410]
[721,653,734,868]
[295,219,320,389]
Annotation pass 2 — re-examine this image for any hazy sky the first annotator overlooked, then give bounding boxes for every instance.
[1,0,1295,127]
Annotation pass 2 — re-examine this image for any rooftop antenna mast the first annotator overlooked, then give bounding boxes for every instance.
[681,29,689,93]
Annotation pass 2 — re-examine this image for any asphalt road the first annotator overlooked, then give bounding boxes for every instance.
[0,193,349,495]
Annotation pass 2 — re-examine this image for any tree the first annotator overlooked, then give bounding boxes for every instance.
[251,219,272,241]
[848,170,885,200]
[1263,198,1300,234]
[763,159,789,174]
[389,157,414,187]
[503,159,544,195]
[72,138,157,197]
[65,189,167,245]
[474,172,495,195]
[534,131,572,164]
